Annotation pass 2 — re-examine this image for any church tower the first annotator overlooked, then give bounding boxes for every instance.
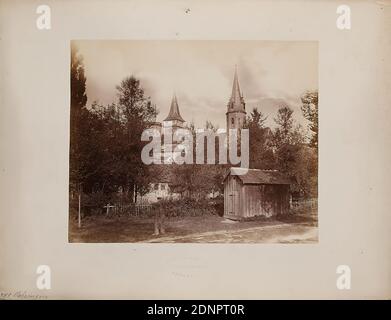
[161,93,186,163]
[226,67,246,132]
[163,93,185,129]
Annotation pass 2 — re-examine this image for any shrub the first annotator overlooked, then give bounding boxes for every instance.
[154,197,222,217]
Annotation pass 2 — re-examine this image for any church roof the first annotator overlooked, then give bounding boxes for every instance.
[164,94,185,122]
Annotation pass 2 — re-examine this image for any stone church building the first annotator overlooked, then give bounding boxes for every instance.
[139,68,247,203]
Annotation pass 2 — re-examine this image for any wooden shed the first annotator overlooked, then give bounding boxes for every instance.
[223,168,291,220]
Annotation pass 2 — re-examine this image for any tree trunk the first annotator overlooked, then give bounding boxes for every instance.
[153,206,165,235]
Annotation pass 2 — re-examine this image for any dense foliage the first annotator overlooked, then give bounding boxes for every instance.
[70,46,318,217]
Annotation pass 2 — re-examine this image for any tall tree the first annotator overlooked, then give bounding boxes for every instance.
[115,76,158,202]
[272,104,317,198]
[273,105,294,146]
[301,91,318,148]
[245,107,275,169]
[70,45,87,112]
[69,44,88,192]
[248,107,267,128]
[116,76,157,124]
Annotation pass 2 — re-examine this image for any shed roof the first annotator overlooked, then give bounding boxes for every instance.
[225,168,291,185]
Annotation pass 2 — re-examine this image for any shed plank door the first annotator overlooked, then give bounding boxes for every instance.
[227,177,240,216]
[229,190,239,215]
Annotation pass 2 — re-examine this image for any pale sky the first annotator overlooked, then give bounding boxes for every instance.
[73,40,318,129]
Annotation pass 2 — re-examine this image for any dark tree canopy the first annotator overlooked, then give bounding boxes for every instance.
[245,107,275,170]
[271,104,317,197]
[69,53,159,204]
[70,45,87,111]
[69,44,89,190]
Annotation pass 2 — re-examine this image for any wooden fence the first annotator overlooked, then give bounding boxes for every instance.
[103,202,153,217]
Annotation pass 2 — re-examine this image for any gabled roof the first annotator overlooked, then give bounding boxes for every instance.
[164,94,185,122]
[225,168,291,185]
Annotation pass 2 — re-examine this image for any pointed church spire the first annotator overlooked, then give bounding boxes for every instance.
[226,66,246,132]
[164,93,185,122]
[228,66,245,112]
[231,65,242,102]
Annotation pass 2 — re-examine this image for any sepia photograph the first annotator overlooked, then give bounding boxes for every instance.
[1,0,390,303]
[69,40,319,243]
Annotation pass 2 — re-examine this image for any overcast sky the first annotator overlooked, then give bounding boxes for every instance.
[74,40,318,129]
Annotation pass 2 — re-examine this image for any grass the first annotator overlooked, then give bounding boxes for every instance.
[69,211,317,243]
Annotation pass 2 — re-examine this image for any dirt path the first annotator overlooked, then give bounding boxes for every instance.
[141,223,318,243]
[69,214,318,243]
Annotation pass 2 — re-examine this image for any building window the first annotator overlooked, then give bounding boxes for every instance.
[231,118,234,125]
[154,184,159,190]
